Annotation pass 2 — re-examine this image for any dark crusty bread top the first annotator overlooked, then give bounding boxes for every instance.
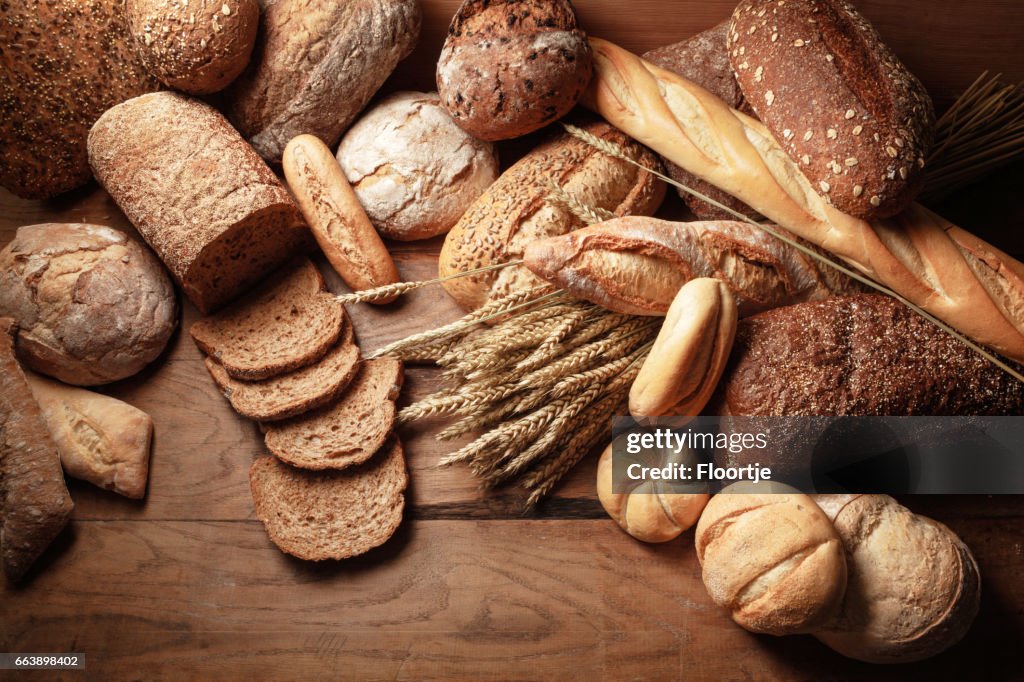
[0,318,74,582]
[190,259,345,381]
[263,356,404,470]
[0,0,160,199]
[437,0,593,140]
[205,316,360,422]
[643,22,760,222]
[716,294,1024,415]
[249,438,407,561]
[728,0,934,219]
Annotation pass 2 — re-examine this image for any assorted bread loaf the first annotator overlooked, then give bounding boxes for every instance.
[0,223,177,386]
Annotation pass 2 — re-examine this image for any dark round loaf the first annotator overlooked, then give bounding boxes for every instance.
[727,0,934,219]
[436,0,593,141]
[126,0,259,94]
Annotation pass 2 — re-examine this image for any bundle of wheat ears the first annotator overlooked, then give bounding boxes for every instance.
[340,73,1024,507]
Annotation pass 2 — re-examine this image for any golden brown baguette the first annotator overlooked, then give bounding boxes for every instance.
[282,134,401,303]
[523,216,861,316]
[583,38,1024,363]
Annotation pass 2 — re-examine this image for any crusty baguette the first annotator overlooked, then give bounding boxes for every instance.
[282,134,400,302]
[583,38,1024,364]
[523,216,862,316]
[25,372,152,499]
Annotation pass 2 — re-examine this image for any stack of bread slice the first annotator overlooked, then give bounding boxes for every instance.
[190,258,406,560]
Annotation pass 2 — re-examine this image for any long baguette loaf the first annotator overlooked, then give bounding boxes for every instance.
[583,38,1024,363]
[523,216,862,316]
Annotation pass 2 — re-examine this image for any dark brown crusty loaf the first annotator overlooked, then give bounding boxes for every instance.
[0,0,160,199]
[643,22,760,221]
[436,0,593,141]
[191,259,345,381]
[716,294,1024,415]
[0,319,74,582]
[249,439,407,560]
[225,0,421,163]
[88,91,309,314]
[205,315,360,421]
[263,357,403,470]
[728,0,934,219]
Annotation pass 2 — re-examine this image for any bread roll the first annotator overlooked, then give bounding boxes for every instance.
[439,121,665,310]
[25,372,153,499]
[629,278,737,418]
[336,92,500,241]
[0,223,177,386]
[0,0,160,199]
[596,441,709,543]
[126,0,259,94]
[812,494,980,663]
[695,484,847,635]
[729,0,934,219]
[225,0,421,163]
[88,92,309,314]
[436,0,593,141]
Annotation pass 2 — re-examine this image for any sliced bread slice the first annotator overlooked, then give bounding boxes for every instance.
[205,315,360,421]
[190,258,345,380]
[263,356,403,470]
[249,438,407,560]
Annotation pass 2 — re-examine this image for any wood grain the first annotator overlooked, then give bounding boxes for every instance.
[3,1,1024,679]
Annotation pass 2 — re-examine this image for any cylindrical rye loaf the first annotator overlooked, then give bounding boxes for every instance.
[695,484,847,635]
[225,0,421,163]
[88,92,309,314]
[336,91,500,241]
[126,0,259,94]
[0,224,177,386]
[0,0,161,199]
[812,494,981,663]
[436,0,593,141]
[728,0,935,219]
[439,121,665,310]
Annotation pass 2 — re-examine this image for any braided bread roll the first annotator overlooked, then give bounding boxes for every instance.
[583,38,1024,364]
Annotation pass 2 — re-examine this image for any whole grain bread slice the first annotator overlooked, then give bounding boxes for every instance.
[205,314,361,421]
[0,318,74,582]
[249,438,407,560]
[262,356,403,470]
[190,258,345,380]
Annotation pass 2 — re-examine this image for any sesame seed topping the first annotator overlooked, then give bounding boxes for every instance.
[852,125,863,135]
[870,195,882,206]
[886,146,898,158]
[783,128,793,139]
[917,157,926,168]
[749,25,757,34]
[755,66,764,82]
[820,181,831,192]
[739,61,750,70]
[222,3,230,15]
[771,32,779,42]
[845,157,858,166]
[801,154,811,165]
[894,137,905,147]
[845,109,856,119]
[803,130,813,141]
[765,90,775,106]
[793,39,805,47]
[827,128,837,139]
[899,167,908,179]
[825,54,834,62]
[853,185,864,197]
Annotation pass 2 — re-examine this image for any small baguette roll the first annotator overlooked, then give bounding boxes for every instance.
[629,278,737,418]
[282,135,400,303]
[695,484,847,635]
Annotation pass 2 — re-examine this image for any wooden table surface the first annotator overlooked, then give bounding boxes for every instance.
[3,2,1024,680]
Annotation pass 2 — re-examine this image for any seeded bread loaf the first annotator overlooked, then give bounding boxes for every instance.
[0,223,177,386]
[25,372,153,499]
[249,439,407,560]
[0,319,74,583]
[126,0,259,94]
[263,357,403,471]
[205,315,360,421]
[88,92,309,314]
[728,0,934,219]
[436,0,593,141]
[225,0,421,163]
[190,259,345,381]
[439,121,665,310]
[0,0,160,199]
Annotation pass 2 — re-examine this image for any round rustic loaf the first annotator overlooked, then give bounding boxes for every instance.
[728,0,934,219]
[0,224,177,386]
[812,494,981,663]
[126,0,259,94]
[695,484,847,635]
[436,0,593,141]
[596,441,709,543]
[439,121,665,310]
[336,91,499,241]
